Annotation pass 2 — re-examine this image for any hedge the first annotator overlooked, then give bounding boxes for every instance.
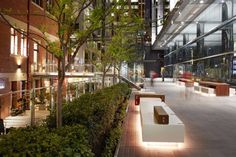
[46,83,131,156]
[0,125,94,157]
[0,83,131,157]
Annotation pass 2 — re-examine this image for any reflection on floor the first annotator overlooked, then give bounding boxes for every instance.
[117,79,236,157]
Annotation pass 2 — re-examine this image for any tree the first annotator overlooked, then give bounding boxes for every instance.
[101,12,143,86]
[0,0,126,128]
[44,0,128,128]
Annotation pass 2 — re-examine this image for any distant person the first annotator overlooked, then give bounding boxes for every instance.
[150,70,157,86]
[135,70,138,83]
[161,67,165,82]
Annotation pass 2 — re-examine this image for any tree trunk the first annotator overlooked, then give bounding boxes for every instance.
[113,64,116,85]
[118,63,121,83]
[102,68,106,88]
[57,59,65,128]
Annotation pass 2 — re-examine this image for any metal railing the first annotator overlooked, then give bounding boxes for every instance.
[31,63,95,74]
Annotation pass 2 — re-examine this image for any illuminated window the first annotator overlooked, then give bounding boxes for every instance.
[21,34,27,57]
[33,42,38,64]
[10,28,18,55]
[0,79,5,89]
[33,42,39,71]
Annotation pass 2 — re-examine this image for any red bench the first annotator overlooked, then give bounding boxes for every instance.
[199,81,229,96]
[134,92,165,105]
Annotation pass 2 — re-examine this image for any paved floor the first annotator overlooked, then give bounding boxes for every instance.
[117,79,236,157]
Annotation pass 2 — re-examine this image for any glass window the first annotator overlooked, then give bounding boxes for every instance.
[10,28,18,55]
[0,79,5,89]
[33,43,38,64]
[20,34,27,57]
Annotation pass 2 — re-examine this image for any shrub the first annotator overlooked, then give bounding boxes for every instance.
[101,101,128,157]
[0,83,131,157]
[0,125,94,157]
[44,83,131,156]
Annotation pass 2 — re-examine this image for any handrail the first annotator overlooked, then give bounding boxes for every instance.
[0,86,56,97]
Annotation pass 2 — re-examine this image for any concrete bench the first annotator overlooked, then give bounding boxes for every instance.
[194,85,201,92]
[194,84,215,96]
[230,88,236,96]
[140,98,185,143]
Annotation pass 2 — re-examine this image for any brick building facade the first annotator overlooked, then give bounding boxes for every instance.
[0,0,58,118]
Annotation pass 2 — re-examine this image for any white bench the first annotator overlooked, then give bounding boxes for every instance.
[194,85,201,92]
[194,85,215,96]
[230,88,236,96]
[176,80,185,86]
[140,98,185,143]
[200,86,215,95]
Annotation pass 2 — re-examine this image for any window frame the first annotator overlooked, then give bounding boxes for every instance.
[10,28,18,55]
[20,33,27,57]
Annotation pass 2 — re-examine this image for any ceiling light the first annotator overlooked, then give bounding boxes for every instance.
[200,0,204,3]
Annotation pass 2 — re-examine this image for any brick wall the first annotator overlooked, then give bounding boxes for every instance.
[0,0,58,118]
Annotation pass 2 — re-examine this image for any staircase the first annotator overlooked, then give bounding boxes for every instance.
[119,75,142,90]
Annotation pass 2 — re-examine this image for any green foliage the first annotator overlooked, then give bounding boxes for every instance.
[0,83,131,157]
[45,83,131,156]
[0,125,94,157]
[101,101,128,157]
[48,41,63,57]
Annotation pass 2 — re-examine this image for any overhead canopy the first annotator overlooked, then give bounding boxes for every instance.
[152,0,230,49]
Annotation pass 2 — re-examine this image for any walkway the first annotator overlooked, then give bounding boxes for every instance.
[117,79,236,157]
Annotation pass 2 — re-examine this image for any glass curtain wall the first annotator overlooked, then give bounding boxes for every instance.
[164,0,236,84]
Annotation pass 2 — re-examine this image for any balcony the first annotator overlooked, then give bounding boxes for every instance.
[31,63,95,78]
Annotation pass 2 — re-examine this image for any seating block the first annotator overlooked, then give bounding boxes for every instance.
[140,98,184,143]
[194,85,200,92]
[201,86,215,95]
[230,88,235,96]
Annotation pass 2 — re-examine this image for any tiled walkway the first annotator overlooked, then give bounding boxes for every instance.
[117,80,236,157]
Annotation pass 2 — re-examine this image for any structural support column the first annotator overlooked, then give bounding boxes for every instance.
[222,2,234,52]
[196,22,204,58]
